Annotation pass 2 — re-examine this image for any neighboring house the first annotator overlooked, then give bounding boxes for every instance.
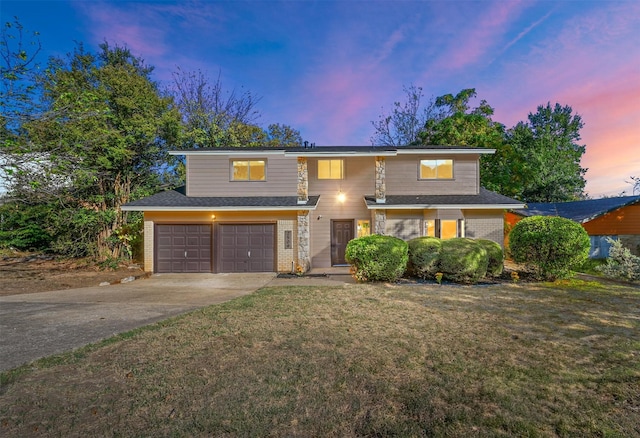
[122,145,524,273]
[506,196,640,258]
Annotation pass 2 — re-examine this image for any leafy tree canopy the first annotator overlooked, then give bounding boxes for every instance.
[372,86,588,202]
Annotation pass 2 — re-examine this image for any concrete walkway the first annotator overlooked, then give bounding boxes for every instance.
[0,273,275,372]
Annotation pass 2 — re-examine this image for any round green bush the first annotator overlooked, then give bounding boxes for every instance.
[407,236,442,279]
[345,234,408,282]
[476,239,504,277]
[509,216,590,280]
[439,238,488,284]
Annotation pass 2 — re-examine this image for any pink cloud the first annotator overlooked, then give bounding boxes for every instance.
[488,7,640,197]
[426,1,529,74]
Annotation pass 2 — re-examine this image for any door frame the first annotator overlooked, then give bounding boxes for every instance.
[331,219,354,266]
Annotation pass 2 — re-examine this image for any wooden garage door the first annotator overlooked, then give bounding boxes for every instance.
[217,224,275,272]
[155,224,212,273]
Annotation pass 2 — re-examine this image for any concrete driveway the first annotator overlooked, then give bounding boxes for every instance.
[0,273,275,372]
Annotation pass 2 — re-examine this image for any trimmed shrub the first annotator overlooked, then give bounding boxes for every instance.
[407,236,442,279]
[598,238,640,282]
[509,216,590,281]
[345,234,408,282]
[476,239,504,277]
[439,238,488,284]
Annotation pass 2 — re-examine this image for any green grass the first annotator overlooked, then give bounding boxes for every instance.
[1,281,639,437]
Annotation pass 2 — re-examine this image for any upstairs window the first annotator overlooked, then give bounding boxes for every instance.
[232,160,266,181]
[318,159,344,179]
[419,159,453,179]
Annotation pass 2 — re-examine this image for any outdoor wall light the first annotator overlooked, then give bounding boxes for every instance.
[211,214,216,221]
[337,190,346,203]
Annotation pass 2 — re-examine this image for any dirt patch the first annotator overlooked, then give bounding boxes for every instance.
[0,254,147,296]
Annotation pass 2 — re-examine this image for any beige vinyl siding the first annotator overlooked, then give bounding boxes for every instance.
[186,155,298,197]
[385,154,479,195]
[308,156,375,268]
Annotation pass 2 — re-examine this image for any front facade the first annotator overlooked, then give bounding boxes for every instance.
[122,146,524,273]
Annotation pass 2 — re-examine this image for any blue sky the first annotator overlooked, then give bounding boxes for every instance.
[2,0,639,197]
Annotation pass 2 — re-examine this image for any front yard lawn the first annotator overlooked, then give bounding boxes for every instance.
[1,280,639,436]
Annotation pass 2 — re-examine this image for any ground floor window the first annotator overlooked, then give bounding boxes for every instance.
[357,220,371,237]
[424,219,464,239]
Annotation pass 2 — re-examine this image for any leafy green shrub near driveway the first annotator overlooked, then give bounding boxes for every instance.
[476,239,504,277]
[509,216,590,281]
[439,238,489,284]
[407,236,442,279]
[345,234,408,282]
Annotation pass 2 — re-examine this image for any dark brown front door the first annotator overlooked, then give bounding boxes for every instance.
[155,224,212,273]
[331,219,354,266]
[217,224,275,272]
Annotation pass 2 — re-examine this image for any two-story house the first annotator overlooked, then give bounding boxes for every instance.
[122,145,524,273]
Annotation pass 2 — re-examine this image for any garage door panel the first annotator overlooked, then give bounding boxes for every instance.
[155,224,211,273]
[217,224,275,273]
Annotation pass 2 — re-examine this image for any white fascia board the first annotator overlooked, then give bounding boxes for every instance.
[366,203,525,210]
[284,151,397,157]
[168,150,286,156]
[395,148,495,155]
[121,205,318,212]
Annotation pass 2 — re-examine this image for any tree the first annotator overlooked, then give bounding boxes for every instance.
[264,123,302,147]
[170,67,302,149]
[625,176,640,196]
[418,88,506,149]
[507,103,587,202]
[370,84,435,146]
[6,42,181,260]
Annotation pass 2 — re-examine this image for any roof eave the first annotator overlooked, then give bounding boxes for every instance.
[366,203,525,210]
[121,204,318,212]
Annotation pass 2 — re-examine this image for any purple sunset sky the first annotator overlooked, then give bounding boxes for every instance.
[3,0,639,197]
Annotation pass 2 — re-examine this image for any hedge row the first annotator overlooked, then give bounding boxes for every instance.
[346,235,503,284]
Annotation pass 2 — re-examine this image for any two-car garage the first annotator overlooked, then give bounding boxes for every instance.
[155,224,275,273]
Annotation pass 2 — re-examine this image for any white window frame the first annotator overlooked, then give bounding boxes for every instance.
[419,159,454,180]
[317,159,344,180]
[230,159,267,181]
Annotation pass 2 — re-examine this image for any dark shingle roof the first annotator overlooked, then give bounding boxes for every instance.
[364,188,524,208]
[514,196,640,223]
[170,145,492,154]
[122,188,319,210]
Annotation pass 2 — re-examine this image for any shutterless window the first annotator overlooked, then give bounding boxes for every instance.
[425,219,464,239]
[357,220,371,238]
[318,159,344,179]
[419,159,453,179]
[232,160,266,181]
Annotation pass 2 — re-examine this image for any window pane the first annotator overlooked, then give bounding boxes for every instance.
[318,159,343,179]
[425,220,436,237]
[440,220,458,240]
[233,161,249,180]
[420,160,437,179]
[437,160,453,179]
[357,220,370,237]
[318,160,330,179]
[249,160,265,180]
[331,160,343,179]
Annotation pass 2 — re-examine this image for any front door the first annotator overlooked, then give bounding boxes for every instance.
[331,219,354,266]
